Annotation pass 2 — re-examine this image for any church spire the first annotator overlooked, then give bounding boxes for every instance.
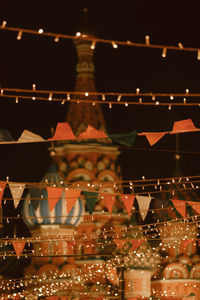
[65,9,106,135]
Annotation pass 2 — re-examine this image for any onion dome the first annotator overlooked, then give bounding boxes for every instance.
[21,164,84,227]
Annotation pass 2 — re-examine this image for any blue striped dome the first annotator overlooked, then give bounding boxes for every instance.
[21,164,84,227]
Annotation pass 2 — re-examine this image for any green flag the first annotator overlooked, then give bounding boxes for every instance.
[83,191,98,215]
[109,130,137,146]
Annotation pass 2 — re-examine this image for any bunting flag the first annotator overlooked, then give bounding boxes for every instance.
[181,239,193,248]
[141,132,166,146]
[0,181,6,207]
[29,187,46,210]
[49,122,76,140]
[65,189,81,213]
[187,201,200,214]
[47,187,63,212]
[136,195,152,220]
[82,191,98,215]
[12,241,26,258]
[9,182,25,208]
[131,239,145,250]
[78,125,108,139]
[121,194,135,216]
[114,239,127,249]
[18,129,44,142]
[171,199,186,218]
[100,192,116,214]
[110,130,137,146]
[171,119,197,133]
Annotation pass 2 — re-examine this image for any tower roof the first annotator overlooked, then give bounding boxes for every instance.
[65,36,106,136]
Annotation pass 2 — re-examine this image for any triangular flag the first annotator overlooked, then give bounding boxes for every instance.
[181,239,193,248]
[78,125,108,139]
[171,199,186,218]
[83,191,98,215]
[0,181,6,207]
[114,239,127,249]
[131,239,144,250]
[121,194,135,216]
[100,192,116,214]
[171,119,197,134]
[109,130,137,146]
[12,241,26,258]
[49,122,76,141]
[66,189,81,213]
[187,201,200,214]
[136,195,152,220]
[139,132,166,146]
[18,130,44,142]
[9,182,25,209]
[29,187,46,210]
[47,187,63,212]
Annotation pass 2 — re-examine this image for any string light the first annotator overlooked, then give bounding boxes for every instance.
[54,36,59,42]
[162,47,167,58]
[75,32,81,37]
[48,92,53,101]
[168,104,171,110]
[178,42,183,49]
[0,89,3,95]
[32,84,36,90]
[61,100,65,105]
[102,94,106,101]
[170,95,174,100]
[38,28,44,34]
[109,102,112,108]
[111,41,118,48]
[1,20,7,28]
[85,92,89,96]
[32,96,36,100]
[90,41,96,49]
[15,97,19,103]
[67,93,70,100]
[186,88,189,94]
[139,97,142,103]
[125,102,128,107]
[183,97,187,104]
[136,88,140,94]
[117,94,121,102]
[145,35,150,45]
[16,30,23,40]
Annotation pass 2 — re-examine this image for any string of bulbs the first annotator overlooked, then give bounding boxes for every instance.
[1,87,200,107]
[1,21,200,59]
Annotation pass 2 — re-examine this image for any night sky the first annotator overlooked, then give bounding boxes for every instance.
[1,0,200,182]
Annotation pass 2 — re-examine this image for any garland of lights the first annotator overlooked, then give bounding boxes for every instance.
[1,87,200,107]
[1,21,200,59]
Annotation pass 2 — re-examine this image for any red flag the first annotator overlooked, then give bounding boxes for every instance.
[172,199,186,218]
[66,189,81,213]
[47,187,63,211]
[100,192,116,214]
[121,194,135,216]
[78,125,108,139]
[49,122,76,140]
[12,241,26,258]
[171,119,197,134]
[0,181,6,207]
[187,201,200,214]
[114,239,127,249]
[131,239,144,250]
[142,132,166,146]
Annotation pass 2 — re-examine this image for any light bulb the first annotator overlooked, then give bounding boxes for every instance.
[111,41,118,48]
[17,31,23,40]
[38,28,44,34]
[1,21,7,28]
[76,32,81,37]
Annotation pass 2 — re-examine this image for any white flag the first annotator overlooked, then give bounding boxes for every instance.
[9,182,25,208]
[136,195,152,221]
[18,130,44,142]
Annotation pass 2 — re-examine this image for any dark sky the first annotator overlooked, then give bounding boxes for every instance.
[1,0,200,182]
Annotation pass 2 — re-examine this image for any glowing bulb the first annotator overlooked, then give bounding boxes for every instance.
[15,97,19,103]
[1,21,7,28]
[32,84,36,90]
[155,101,159,105]
[145,35,150,45]
[112,41,118,48]
[76,32,81,37]
[178,42,183,49]
[162,48,167,57]
[109,103,112,108]
[152,95,155,101]
[136,88,140,94]
[85,92,89,96]
[38,28,44,34]
[183,97,186,104]
[67,93,70,100]
[168,104,171,110]
[61,100,65,105]
[186,88,189,94]
[17,31,23,40]
[32,97,36,100]
[0,89,3,95]
[102,94,106,101]
[92,102,95,106]
[170,95,174,100]
[90,41,96,49]
[54,36,59,42]
[117,95,121,102]
[125,102,128,107]
[197,50,200,60]
[48,93,52,101]
[139,97,142,103]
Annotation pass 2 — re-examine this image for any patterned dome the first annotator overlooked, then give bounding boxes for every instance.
[21,164,84,227]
